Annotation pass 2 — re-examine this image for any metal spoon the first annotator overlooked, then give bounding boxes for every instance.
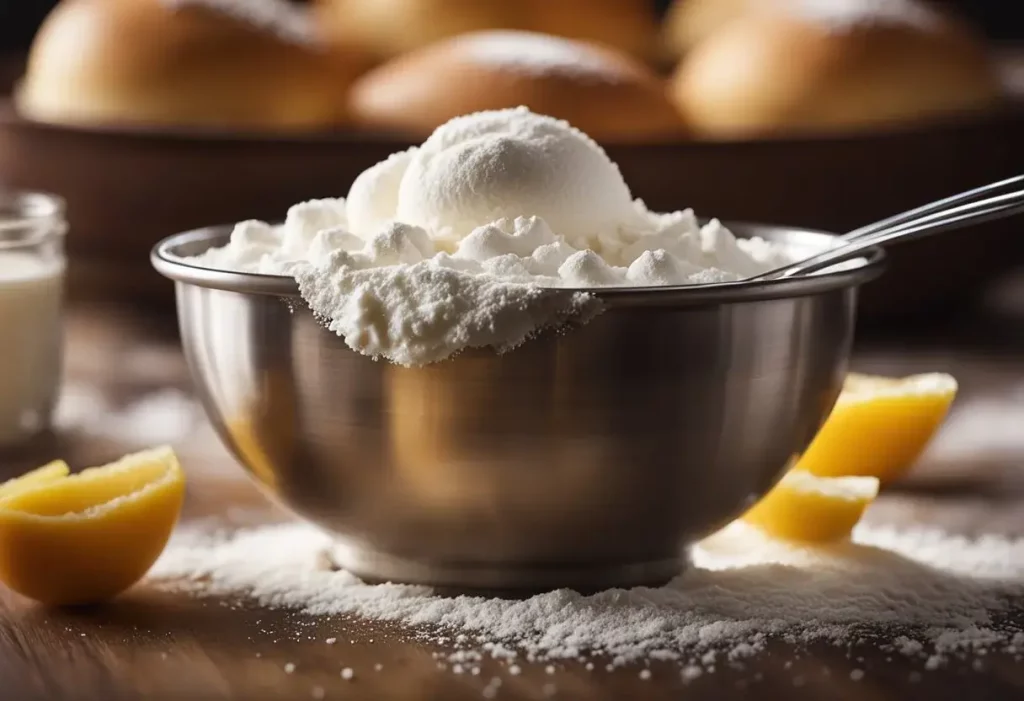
[747,174,1024,281]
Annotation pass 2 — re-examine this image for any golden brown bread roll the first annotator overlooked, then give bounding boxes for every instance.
[348,30,686,142]
[526,0,661,62]
[313,0,659,62]
[662,0,753,57]
[670,2,1003,138]
[313,0,526,60]
[660,0,964,57]
[18,0,372,131]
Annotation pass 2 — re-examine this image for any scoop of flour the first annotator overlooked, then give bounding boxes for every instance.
[351,107,643,251]
[186,108,796,366]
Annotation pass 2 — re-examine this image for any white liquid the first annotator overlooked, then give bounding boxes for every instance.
[0,252,63,446]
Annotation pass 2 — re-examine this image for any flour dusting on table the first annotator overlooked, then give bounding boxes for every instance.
[151,519,1024,676]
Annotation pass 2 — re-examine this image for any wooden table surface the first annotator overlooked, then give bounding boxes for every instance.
[3,281,1024,701]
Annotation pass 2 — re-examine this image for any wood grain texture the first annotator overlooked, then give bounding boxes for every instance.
[2,294,1024,700]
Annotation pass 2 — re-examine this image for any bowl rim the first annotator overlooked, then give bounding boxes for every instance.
[151,222,886,306]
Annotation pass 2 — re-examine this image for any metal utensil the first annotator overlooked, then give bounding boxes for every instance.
[748,175,1024,281]
[152,224,883,592]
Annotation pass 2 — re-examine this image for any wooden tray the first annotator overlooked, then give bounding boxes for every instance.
[2,99,1023,324]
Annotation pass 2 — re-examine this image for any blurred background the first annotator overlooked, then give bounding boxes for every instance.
[0,0,1022,327]
[3,1,1024,48]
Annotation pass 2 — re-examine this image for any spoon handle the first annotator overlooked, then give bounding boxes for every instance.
[838,173,1024,243]
[749,177,1024,281]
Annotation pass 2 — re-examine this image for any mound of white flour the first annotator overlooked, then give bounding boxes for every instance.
[189,109,794,366]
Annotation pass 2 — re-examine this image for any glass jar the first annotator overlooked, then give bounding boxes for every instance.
[0,191,66,447]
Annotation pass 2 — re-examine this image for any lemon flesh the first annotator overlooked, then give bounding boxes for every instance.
[797,372,957,484]
[742,469,879,543]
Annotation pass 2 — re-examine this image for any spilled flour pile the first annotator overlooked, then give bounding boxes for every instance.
[150,520,1024,672]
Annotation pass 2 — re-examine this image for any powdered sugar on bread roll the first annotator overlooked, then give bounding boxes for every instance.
[670,0,1001,138]
[349,30,685,141]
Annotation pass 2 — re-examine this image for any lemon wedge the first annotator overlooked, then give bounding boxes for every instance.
[0,447,185,606]
[0,460,70,500]
[796,372,958,483]
[742,469,879,543]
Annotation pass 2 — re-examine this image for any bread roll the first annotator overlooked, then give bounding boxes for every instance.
[313,0,525,60]
[670,2,1002,138]
[313,0,658,62]
[662,0,753,57]
[661,0,964,57]
[348,30,685,141]
[18,0,371,130]
[526,0,661,62]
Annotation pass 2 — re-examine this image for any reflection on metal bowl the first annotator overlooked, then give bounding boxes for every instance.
[152,223,884,591]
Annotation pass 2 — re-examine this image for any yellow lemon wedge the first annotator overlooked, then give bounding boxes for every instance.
[0,447,185,606]
[797,372,958,484]
[742,469,879,543]
[0,460,70,500]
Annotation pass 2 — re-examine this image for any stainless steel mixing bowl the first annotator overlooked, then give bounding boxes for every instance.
[152,224,884,592]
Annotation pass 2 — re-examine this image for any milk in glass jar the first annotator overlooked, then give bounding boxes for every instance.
[0,192,65,447]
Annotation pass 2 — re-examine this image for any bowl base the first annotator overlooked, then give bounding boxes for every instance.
[323,542,687,595]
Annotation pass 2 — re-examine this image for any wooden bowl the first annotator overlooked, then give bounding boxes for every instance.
[2,98,1023,324]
